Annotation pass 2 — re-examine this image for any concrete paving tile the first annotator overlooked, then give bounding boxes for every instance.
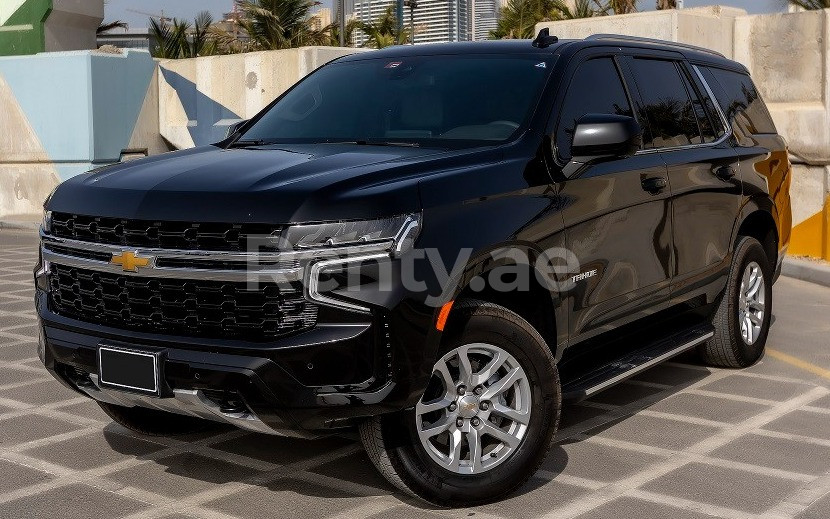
[544,440,667,483]
[0,314,37,330]
[369,505,453,519]
[807,393,830,410]
[587,381,665,407]
[108,452,262,498]
[0,365,51,386]
[211,433,354,466]
[713,433,830,476]
[58,399,111,423]
[23,429,167,471]
[764,410,830,441]
[0,414,84,446]
[474,478,590,518]
[0,300,37,313]
[310,450,396,492]
[0,458,53,493]
[642,462,803,514]
[578,496,716,519]
[586,413,721,451]
[700,374,811,402]
[559,403,612,432]
[0,341,38,362]
[632,364,713,386]
[0,483,148,519]
[2,379,79,406]
[206,477,367,519]
[798,492,830,519]
[648,391,770,423]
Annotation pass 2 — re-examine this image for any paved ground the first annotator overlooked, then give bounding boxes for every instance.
[2,227,830,519]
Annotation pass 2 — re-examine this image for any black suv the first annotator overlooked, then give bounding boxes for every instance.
[35,34,792,505]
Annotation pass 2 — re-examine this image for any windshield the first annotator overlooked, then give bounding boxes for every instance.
[239,54,555,148]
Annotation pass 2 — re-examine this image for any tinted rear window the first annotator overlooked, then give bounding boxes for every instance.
[630,59,702,149]
[701,67,777,135]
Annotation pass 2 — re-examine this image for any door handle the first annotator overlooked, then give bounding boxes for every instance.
[641,176,667,194]
[714,165,736,181]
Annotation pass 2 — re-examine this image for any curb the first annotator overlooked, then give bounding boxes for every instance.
[782,257,830,289]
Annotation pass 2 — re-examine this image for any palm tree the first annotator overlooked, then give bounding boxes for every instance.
[97,20,127,35]
[491,0,600,39]
[656,0,677,9]
[328,18,361,47]
[606,0,637,14]
[149,12,220,59]
[239,0,331,50]
[357,7,410,48]
[785,0,830,8]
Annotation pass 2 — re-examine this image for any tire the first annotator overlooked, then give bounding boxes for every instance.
[98,402,212,436]
[360,300,561,506]
[699,236,773,368]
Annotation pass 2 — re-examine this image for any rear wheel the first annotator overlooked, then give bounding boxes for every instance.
[699,236,773,368]
[360,300,560,506]
[98,402,211,436]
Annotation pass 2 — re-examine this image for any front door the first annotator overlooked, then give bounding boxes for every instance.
[551,54,673,343]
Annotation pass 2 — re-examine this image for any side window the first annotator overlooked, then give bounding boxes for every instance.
[679,68,717,143]
[702,66,777,136]
[630,58,701,148]
[555,57,633,161]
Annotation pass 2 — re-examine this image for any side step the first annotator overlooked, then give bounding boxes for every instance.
[561,323,715,402]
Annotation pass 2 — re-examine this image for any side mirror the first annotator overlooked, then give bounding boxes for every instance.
[225,119,249,139]
[563,114,642,177]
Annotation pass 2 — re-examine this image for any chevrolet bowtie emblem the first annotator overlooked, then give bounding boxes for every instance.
[111,251,152,272]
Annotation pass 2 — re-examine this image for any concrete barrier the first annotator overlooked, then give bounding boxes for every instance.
[537,6,830,260]
[158,46,370,150]
[0,48,163,218]
[0,0,104,57]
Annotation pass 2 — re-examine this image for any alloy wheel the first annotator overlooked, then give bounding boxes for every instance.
[738,261,766,345]
[415,343,532,475]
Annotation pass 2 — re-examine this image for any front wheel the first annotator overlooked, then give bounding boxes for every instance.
[360,300,561,506]
[699,236,773,368]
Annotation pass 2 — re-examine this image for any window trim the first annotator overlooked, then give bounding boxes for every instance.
[551,54,636,163]
[635,64,733,155]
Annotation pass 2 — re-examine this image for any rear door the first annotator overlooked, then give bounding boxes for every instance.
[551,51,672,343]
[625,56,741,302]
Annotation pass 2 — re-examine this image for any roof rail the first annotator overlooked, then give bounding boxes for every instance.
[585,34,725,58]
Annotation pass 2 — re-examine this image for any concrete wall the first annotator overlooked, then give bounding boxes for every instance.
[158,46,370,149]
[537,6,830,260]
[0,49,163,218]
[0,0,103,57]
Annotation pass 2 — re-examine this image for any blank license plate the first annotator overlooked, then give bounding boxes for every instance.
[98,346,159,395]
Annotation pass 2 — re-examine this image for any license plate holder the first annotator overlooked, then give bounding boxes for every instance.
[98,345,160,396]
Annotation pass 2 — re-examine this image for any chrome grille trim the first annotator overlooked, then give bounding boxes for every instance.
[41,232,393,283]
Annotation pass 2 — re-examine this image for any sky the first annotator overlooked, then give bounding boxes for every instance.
[105,0,787,29]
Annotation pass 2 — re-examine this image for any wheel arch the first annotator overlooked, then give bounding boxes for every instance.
[734,198,779,268]
[437,244,567,363]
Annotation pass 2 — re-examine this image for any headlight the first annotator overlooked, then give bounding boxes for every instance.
[42,210,53,234]
[283,214,420,256]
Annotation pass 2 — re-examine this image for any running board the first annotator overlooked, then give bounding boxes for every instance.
[561,324,715,402]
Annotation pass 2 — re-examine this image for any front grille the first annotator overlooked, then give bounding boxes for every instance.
[50,213,283,252]
[48,264,318,342]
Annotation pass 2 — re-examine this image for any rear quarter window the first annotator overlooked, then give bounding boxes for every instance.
[701,67,777,136]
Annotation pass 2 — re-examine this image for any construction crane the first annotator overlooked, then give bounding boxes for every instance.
[125,8,170,24]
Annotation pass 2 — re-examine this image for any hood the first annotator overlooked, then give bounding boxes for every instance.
[47,143,493,223]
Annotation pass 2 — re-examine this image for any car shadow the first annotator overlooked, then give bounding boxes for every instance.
[101,352,718,509]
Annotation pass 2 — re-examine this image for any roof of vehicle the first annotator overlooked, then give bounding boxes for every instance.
[335,35,745,72]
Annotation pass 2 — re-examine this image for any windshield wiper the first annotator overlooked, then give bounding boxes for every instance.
[228,139,271,148]
[333,140,420,148]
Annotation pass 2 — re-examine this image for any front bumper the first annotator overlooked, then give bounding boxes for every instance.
[37,290,436,436]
